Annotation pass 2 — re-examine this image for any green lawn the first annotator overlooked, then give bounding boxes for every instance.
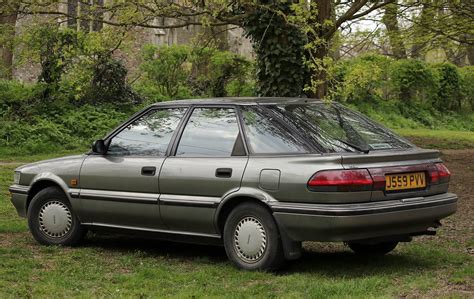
[395,129,474,149]
[0,130,472,297]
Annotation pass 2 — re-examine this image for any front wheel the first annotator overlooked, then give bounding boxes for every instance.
[223,202,284,271]
[348,241,398,256]
[27,187,86,246]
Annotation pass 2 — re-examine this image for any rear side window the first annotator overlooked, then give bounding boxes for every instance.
[241,106,312,154]
[176,107,240,157]
[108,108,186,156]
[272,103,413,153]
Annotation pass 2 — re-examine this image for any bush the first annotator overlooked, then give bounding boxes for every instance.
[389,59,436,103]
[0,80,48,120]
[189,48,255,97]
[459,66,474,111]
[138,45,255,100]
[140,45,192,99]
[431,63,462,112]
[331,54,392,103]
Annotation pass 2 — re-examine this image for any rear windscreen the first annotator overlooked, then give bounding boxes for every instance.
[241,103,414,154]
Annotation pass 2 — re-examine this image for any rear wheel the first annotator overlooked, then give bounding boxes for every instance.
[27,187,85,246]
[348,241,398,255]
[223,202,284,271]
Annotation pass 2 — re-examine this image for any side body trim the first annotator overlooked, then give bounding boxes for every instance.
[79,189,159,204]
[160,194,220,208]
[82,222,221,239]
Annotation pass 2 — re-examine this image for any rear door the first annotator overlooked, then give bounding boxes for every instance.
[79,107,188,229]
[159,106,248,234]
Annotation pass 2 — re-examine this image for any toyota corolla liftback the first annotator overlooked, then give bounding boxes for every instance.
[9,98,457,270]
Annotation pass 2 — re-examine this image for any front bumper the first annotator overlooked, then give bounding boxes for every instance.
[9,184,30,218]
[271,192,458,242]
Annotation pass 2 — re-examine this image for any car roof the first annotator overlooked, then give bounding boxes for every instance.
[151,97,325,106]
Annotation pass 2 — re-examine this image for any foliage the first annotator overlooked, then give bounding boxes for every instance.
[389,59,436,103]
[139,45,255,99]
[1,53,474,155]
[330,55,392,103]
[189,47,255,97]
[243,1,307,97]
[459,66,474,111]
[140,44,192,99]
[431,63,462,112]
[21,25,139,107]
[0,80,42,120]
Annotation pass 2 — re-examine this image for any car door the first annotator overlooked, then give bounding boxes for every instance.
[78,107,188,229]
[159,106,248,235]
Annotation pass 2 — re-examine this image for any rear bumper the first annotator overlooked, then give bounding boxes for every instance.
[9,184,29,218]
[271,192,458,242]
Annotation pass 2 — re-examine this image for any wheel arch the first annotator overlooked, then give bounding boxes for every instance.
[215,187,302,261]
[26,174,73,212]
[214,187,276,236]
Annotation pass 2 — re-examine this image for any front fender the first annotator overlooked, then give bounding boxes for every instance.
[29,173,80,212]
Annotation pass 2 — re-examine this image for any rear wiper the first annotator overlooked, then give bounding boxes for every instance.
[335,138,370,154]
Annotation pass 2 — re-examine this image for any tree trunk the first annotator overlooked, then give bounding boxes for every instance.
[410,2,432,59]
[382,0,407,59]
[312,0,334,98]
[0,2,19,79]
[467,42,474,66]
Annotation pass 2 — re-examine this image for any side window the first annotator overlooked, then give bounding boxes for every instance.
[241,106,311,154]
[176,107,240,157]
[108,108,187,156]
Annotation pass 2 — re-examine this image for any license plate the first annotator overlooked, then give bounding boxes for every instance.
[385,172,426,191]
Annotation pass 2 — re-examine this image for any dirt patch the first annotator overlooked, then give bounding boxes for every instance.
[439,149,474,244]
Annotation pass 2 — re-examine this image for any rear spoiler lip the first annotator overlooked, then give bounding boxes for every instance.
[341,148,441,168]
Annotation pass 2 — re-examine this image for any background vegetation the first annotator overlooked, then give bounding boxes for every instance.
[0,1,472,155]
[0,43,472,155]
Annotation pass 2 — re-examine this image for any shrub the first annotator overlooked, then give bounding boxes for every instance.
[140,45,192,99]
[0,80,43,120]
[334,55,392,103]
[138,45,255,99]
[389,59,436,103]
[459,66,474,111]
[431,63,462,112]
[189,48,255,97]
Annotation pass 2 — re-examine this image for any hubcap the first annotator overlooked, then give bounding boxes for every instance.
[234,216,267,263]
[38,201,72,238]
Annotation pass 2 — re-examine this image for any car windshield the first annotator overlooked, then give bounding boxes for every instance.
[241,103,414,154]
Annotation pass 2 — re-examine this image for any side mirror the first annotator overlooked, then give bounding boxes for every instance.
[92,139,107,154]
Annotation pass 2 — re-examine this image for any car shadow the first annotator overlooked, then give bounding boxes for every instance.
[80,233,440,277]
[81,232,228,262]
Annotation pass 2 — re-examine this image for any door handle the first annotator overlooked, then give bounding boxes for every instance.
[215,168,232,178]
[141,166,156,176]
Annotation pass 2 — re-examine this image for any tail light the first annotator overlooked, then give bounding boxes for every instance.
[308,169,373,192]
[429,163,451,185]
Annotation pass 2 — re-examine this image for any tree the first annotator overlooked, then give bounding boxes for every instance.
[0,0,19,79]
[4,0,471,97]
[381,0,406,59]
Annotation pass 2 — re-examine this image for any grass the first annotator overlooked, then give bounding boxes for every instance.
[395,129,474,149]
[0,130,472,297]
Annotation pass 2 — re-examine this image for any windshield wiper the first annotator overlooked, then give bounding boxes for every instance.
[335,138,370,154]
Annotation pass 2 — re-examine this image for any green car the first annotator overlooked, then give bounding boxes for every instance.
[9,98,457,270]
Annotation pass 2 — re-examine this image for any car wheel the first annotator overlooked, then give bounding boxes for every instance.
[27,186,85,246]
[223,202,284,271]
[347,241,398,255]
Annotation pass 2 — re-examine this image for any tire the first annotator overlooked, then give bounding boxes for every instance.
[27,186,85,246]
[348,241,398,256]
[223,202,284,271]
